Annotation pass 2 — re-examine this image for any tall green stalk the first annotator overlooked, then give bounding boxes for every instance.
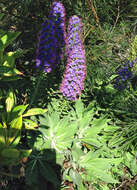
[29,72,43,107]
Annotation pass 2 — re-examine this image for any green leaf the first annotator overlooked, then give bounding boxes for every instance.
[12,104,29,116]
[87,166,118,183]
[39,115,77,153]
[0,123,6,147]
[0,65,23,77]
[83,117,109,139]
[0,148,20,166]
[79,155,119,183]
[23,119,38,130]
[0,14,4,20]
[0,31,21,50]
[1,34,8,45]
[71,143,84,162]
[5,89,15,113]
[69,169,82,186]
[0,66,12,74]
[78,183,86,190]
[8,116,22,146]
[23,108,48,117]
[75,98,84,118]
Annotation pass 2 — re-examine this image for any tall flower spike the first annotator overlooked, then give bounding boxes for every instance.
[36,19,57,73]
[49,1,66,63]
[60,16,86,100]
[113,58,137,90]
[36,1,66,72]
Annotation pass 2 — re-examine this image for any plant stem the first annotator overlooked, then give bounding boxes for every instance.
[29,72,43,107]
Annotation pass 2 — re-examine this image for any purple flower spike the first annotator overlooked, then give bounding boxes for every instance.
[36,19,57,72]
[49,1,66,63]
[66,15,83,57]
[60,16,86,101]
[36,1,66,72]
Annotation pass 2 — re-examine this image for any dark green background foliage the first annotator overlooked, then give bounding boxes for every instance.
[0,0,137,190]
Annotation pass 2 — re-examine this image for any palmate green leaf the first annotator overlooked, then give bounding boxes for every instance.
[25,153,60,188]
[23,108,47,117]
[39,160,60,186]
[25,158,40,186]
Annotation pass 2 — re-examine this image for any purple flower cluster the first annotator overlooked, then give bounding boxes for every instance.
[60,16,86,100]
[36,1,66,72]
[49,1,66,62]
[114,58,137,90]
[66,15,82,56]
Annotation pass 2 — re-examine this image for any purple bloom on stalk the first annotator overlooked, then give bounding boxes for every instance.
[49,1,66,63]
[66,16,83,56]
[36,19,57,72]
[114,58,137,90]
[60,16,86,101]
[36,1,66,72]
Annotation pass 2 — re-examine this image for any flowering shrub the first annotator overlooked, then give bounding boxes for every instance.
[36,1,66,72]
[60,16,86,100]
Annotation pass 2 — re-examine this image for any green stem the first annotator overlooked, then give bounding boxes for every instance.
[29,72,43,107]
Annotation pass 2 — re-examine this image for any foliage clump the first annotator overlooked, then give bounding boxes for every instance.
[0,0,137,190]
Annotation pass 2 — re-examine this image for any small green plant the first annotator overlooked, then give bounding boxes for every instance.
[25,99,122,189]
[0,88,47,173]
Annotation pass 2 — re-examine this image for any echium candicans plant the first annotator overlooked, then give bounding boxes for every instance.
[36,1,66,72]
[60,16,86,100]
